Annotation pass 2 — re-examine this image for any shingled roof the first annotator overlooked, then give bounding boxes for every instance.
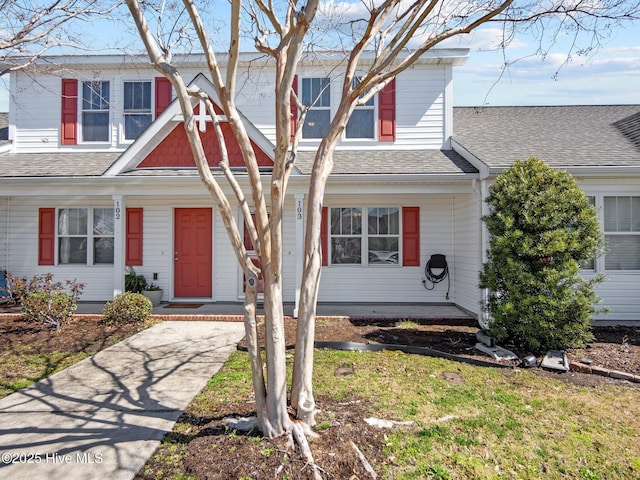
[0,153,119,177]
[453,105,640,169]
[294,149,477,175]
[3,106,640,179]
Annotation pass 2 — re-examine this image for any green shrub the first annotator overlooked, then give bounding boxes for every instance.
[9,273,84,329]
[124,266,148,293]
[103,292,153,325]
[479,158,605,352]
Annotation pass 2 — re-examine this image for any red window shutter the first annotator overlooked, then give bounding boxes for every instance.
[126,208,143,266]
[60,79,78,145]
[155,77,173,117]
[402,206,420,266]
[38,208,56,265]
[378,78,396,142]
[320,206,328,266]
[290,75,298,142]
[243,213,256,251]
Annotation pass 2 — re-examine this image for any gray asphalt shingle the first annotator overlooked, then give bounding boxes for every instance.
[0,152,119,177]
[453,105,640,168]
[294,149,477,174]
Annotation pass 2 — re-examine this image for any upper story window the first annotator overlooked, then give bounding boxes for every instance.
[123,81,152,140]
[603,196,640,270]
[346,76,375,139]
[302,77,330,139]
[82,81,110,142]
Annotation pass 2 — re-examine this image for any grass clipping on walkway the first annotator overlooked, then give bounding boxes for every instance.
[139,349,640,480]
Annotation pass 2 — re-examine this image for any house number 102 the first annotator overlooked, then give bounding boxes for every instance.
[115,201,121,220]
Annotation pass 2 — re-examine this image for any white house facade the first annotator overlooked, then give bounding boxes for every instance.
[1,52,639,325]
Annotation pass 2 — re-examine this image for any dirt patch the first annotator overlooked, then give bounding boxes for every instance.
[0,314,152,356]
[176,397,386,480]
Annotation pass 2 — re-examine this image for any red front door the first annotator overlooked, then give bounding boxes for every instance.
[174,208,212,298]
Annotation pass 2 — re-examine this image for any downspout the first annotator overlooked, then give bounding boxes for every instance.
[473,177,491,330]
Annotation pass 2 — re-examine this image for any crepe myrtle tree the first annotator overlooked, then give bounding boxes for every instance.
[480,158,605,353]
[122,0,637,468]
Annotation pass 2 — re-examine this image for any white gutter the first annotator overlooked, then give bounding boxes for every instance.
[450,138,490,180]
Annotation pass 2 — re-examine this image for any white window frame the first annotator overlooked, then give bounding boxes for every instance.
[345,75,376,140]
[57,207,114,266]
[301,77,331,140]
[80,80,111,143]
[328,206,401,267]
[122,80,152,142]
[602,195,640,272]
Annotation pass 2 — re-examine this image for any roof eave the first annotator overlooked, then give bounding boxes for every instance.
[484,165,640,178]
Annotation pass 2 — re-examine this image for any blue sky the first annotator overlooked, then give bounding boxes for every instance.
[1,12,638,111]
[451,23,640,106]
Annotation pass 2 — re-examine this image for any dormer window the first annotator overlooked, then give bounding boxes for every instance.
[302,77,330,139]
[123,81,152,140]
[82,81,110,142]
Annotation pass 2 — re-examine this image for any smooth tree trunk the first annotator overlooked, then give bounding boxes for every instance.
[291,113,348,425]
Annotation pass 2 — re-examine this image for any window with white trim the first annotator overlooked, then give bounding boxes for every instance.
[302,77,330,139]
[123,81,152,140]
[81,81,110,142]
[58,208,114,265]
[603,196,640,270]
[345,76,375,139]
[330,207,400,265]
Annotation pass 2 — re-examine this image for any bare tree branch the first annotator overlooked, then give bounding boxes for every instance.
[0,0,118,75]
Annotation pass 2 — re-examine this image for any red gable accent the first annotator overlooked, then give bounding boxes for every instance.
[193,101,224,116]
[138,123,272,168]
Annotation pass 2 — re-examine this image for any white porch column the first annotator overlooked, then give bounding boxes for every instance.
[112,194,126,298]
[293,194,305,318]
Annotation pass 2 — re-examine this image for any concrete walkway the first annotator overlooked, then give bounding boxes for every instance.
[0,321,245,480]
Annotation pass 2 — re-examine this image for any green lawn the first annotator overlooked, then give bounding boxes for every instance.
[150,349,640,479]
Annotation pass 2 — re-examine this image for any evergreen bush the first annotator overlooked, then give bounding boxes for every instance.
[479,158,605,352]
[102,292,153,325]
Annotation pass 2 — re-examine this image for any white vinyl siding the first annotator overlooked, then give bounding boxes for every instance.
[452,192,481,316]
[10,73,61,150]
[11,62,450,153]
